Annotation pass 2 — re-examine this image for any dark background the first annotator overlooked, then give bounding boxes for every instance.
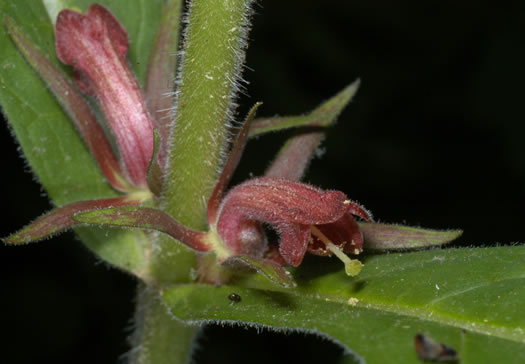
[1,1,525,363]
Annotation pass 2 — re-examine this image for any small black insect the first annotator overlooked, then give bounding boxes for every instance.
[414,333,458,362]
[228,293,241,304]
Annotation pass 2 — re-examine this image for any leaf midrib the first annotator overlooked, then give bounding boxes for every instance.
[164,279,525,345]
[298,278,525,344]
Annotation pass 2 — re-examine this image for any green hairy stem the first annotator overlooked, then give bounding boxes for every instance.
[129,284,198,364]
[149,0,254,284]
[161,0,254,228]
[138,1,254,363]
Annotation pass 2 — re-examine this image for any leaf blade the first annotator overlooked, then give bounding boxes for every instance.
[162,246,525,364]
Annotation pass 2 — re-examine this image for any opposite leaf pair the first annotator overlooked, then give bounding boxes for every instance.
[3,4,461,288]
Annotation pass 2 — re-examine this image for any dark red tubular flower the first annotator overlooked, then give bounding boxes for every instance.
[3,4,159,244]
[202,105,373,278]
[214,177,372,274]
[55,4,155,188]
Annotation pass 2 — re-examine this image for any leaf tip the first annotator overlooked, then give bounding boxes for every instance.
[2,234,23,245]
[345,78,360,98]
[448,229,463,240]
[2,229,41,245]
[3,14,22,42]
[3,13,13,28]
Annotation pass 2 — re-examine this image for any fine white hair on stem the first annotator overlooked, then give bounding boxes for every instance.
[161,0,257,222]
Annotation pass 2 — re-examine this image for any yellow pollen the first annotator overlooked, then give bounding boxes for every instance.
[310,226,363,277]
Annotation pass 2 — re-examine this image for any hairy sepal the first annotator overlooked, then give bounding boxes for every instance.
[73,205,211,252]
[3,196,138,244]
[250,80,360,137]
[359,222,463,251]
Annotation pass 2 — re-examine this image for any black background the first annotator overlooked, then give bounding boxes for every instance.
[1,1,525,363]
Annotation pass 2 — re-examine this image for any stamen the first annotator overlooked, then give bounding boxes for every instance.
[310,226,363,276]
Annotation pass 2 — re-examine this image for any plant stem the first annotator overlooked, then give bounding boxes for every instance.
[130,1,254,363]
[129,283,198,364]
[161,0,253,228]
[151,0,254,283]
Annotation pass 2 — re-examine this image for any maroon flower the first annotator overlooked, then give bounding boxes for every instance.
[55,4,155,188]
[196,106,373,279]
[3,4,159,242]
[213,177,372,274]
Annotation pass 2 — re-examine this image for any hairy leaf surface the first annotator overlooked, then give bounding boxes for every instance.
[163,246,525,364]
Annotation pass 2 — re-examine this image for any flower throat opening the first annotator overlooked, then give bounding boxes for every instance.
[310,225,363,276]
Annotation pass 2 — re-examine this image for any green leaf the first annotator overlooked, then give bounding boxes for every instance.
[249,80,360,137]
[0,0,164,273]
[162,246,525,364]
[359,222,463,251]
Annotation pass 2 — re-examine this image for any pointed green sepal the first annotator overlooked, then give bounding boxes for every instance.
[250,79,360,137]
[3,197,137,245]
[73,206,211,252]
[262,81,359,180]
[359,222,463,251]
[223,255,296,288]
